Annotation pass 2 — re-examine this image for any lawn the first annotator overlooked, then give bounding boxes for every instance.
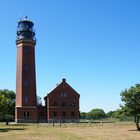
[0,122,140,140]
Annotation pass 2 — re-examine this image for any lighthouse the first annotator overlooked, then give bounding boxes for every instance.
[15,17,38,123]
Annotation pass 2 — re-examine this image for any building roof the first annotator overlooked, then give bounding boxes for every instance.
[44,78,80,99]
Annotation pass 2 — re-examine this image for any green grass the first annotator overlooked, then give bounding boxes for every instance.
[0,122,140,140]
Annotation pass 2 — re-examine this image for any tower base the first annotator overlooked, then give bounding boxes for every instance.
[15,106,38,123]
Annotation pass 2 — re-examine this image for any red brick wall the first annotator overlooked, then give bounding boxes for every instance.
[15,107,38,123]
[16,45,23,106]
[15,39,37,122]
[16,39,37,107]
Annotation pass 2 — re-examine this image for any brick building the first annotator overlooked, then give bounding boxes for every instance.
[15,18,80,123]
[45,78,80,123]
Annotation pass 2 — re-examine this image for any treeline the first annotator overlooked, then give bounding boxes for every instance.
[80,108,133,121]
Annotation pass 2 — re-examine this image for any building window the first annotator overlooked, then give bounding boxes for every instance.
[61,93,67,98]
[53,111,57,117]
[71,102,75,107]
[24,96,29,103]
[62,101,66,107]
[71,112,75,117]
[62,111,66,117]
[24,112,29,117]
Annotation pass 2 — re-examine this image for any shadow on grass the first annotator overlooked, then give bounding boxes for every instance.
[11,124,29,126]
[128,129,140,132]
[0,128,26,132]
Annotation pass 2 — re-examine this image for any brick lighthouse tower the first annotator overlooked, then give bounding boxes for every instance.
[15,17,38,123]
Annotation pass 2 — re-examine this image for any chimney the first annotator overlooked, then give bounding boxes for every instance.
[62,78,66,82]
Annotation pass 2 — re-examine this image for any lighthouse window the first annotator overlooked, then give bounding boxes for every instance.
[29,27,32,31]
[24,80,28,86]
[26,25,29,29]
[24,64,28,70]
[24,47,30,53]
[24,96,29,103]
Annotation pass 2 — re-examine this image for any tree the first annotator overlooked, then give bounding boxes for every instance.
[88,108,106,120]
[106,111,116,118]
[106,109,129,121]
[0,89,15,124]
[37,96,42,106]
[107,109,122,119]
[121,84,140,131]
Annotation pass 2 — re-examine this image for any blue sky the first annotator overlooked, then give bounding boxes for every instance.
[0,0,140,112]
